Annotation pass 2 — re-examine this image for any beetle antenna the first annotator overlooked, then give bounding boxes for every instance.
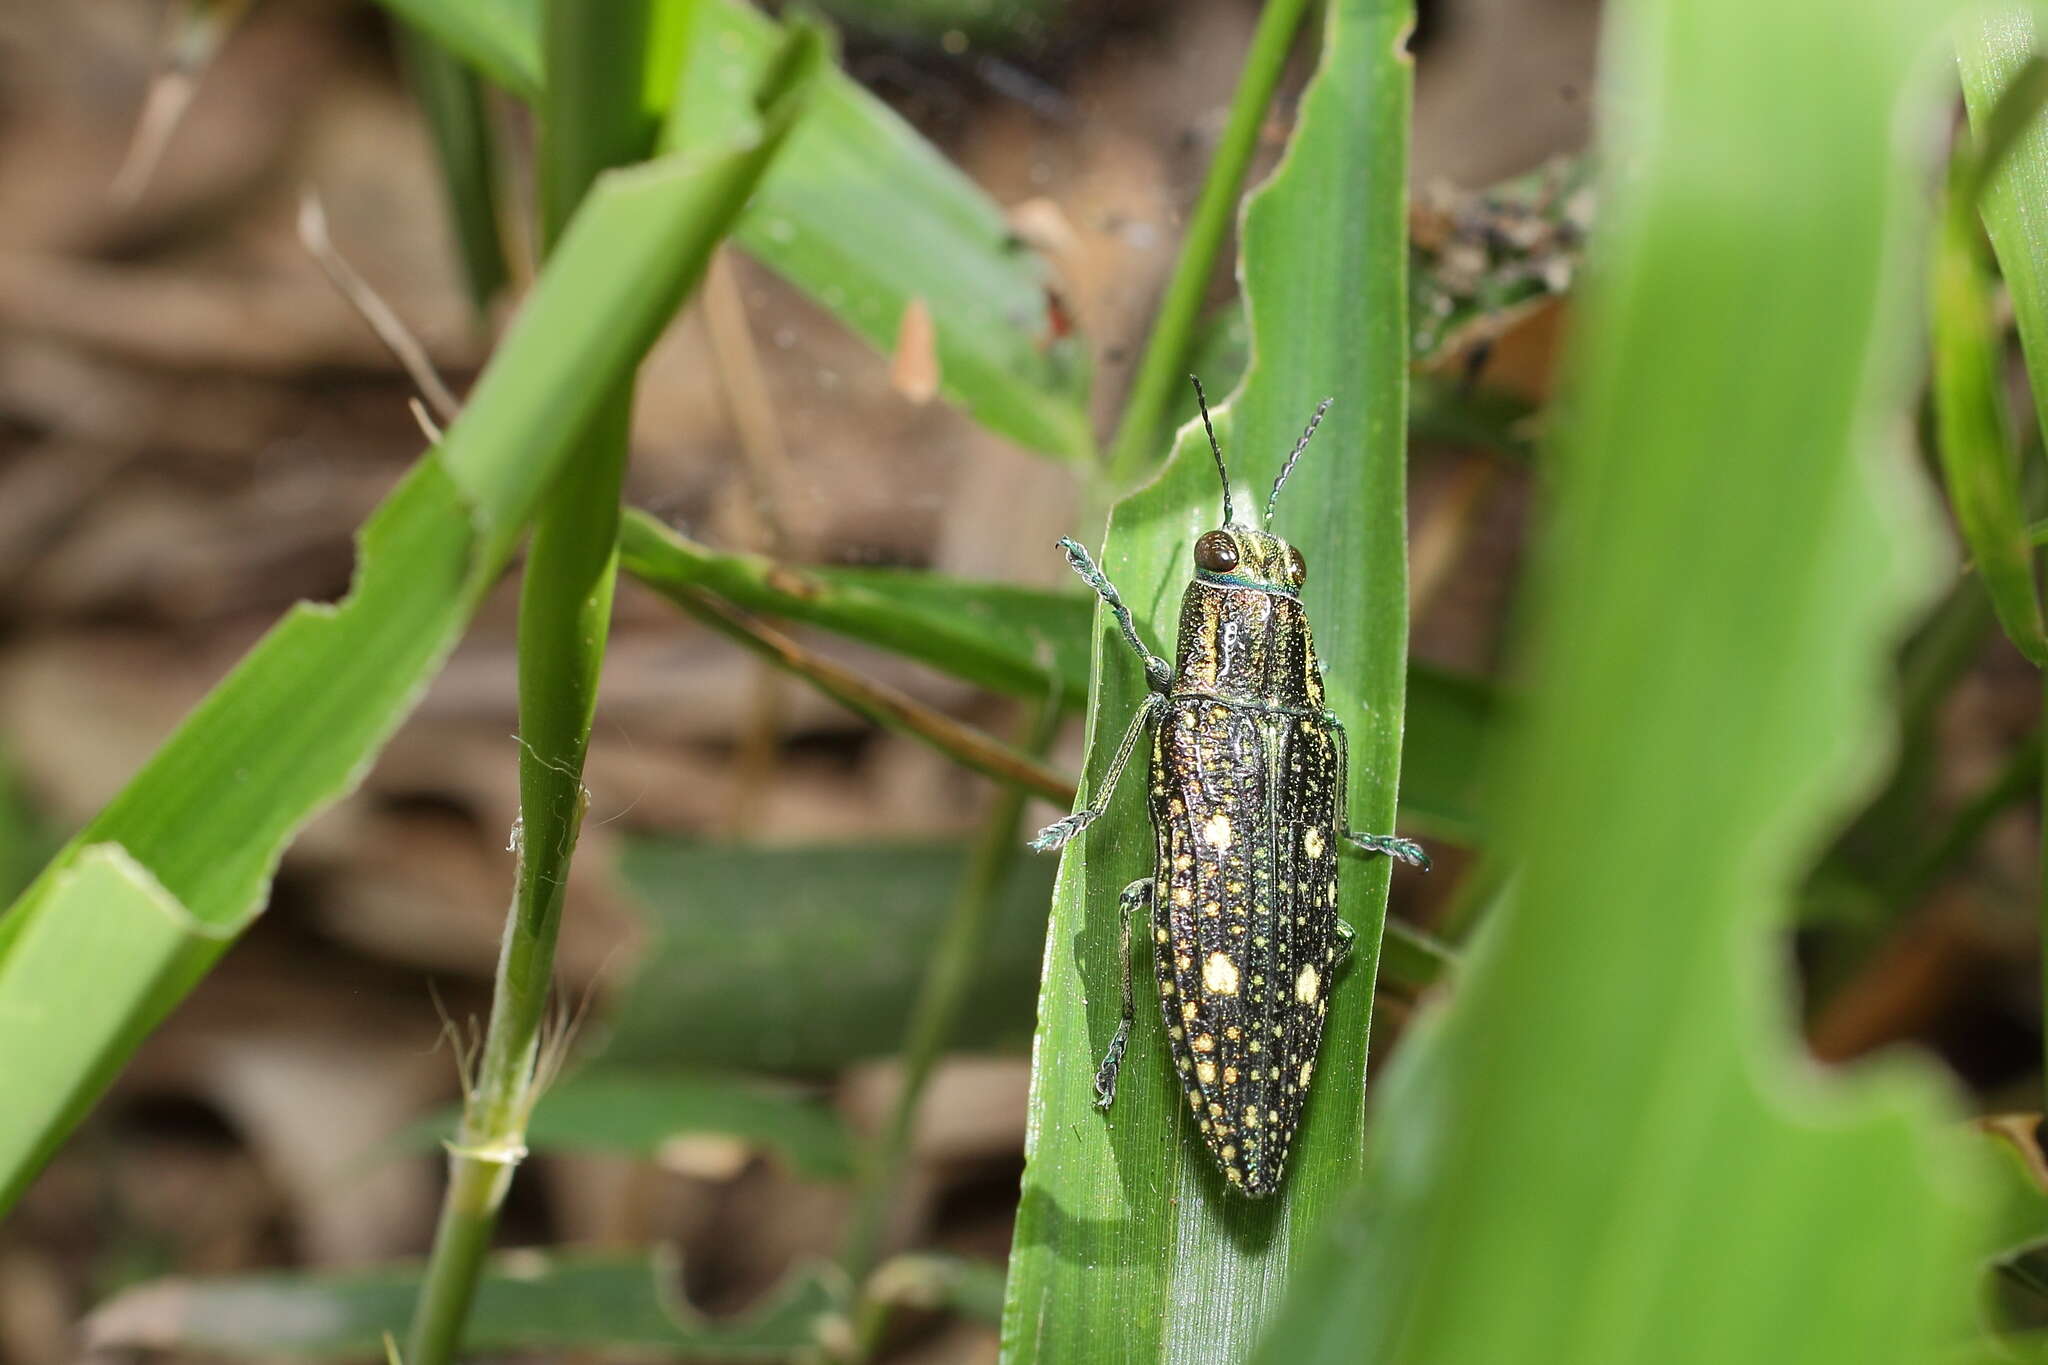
[1189,374,1234,525]
[1265,397,1333,524]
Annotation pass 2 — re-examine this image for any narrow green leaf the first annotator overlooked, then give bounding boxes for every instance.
[0,44,815,1216]
[1931,131,2048,665]
[86,1253,841,1359]
[393,1069,856,1180]
[374,0,541,98]
[619,508,1094,706]
[397,22,513,311]
[1258,2,1985,1361]
[1965,15,2048,444]
[1001,0,1413,1356]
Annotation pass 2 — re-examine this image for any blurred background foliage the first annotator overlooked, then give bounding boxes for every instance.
[6,0,2048,1362]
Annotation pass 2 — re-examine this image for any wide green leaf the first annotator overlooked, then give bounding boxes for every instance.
[604,840,1056,1072]
[1256,2,1985,1361]
[0,40,817,1215]
[85,1251,840,1359]
[1000,0,1414,1356]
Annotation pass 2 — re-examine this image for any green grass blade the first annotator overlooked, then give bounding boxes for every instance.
[0,33,818,1219]
[999,0,1413,1355]
[1255,2,1985,1361]
[86,1253,840,1359]
[619,508,1095,705]
[397,21,513,312]
[1931,129,2047,665]
[374,0,541,98]
[1964,14,2048,441]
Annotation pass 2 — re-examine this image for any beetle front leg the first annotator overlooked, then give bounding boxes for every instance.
[1093,877,1153,1111]
[1056,537,1173,691]
[1030,692,1164,851]
[1345,830,1430,871]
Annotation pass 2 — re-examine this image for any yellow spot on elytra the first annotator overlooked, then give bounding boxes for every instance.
[1268,1109,1280,1123]
[1161,979,1175,997]
[1296,963,1321,1004]
[1226,1167,1243,1183]
[1172,886,1193,907]
[1192,1033,1216,1053]
[1223,1066,1239,1084]
[1203,952,1240,995]
[1249,1040,1262,1053]
[1303,828,1325,859]
[1299,1061,1314,1087]
[1176,953,1192,972]
[1203,901,1222,918]
[1196,1060,1217,1084]
[1208,1102,1224,1118]
[1202,814,1233,850]
[1189,1093,1203,1112]
[1224,1025,1241,1040]
[1169,798,1185,815]
[1173,854,1193,872]
[1245,1108,1261,1128]
[1221,1145,1237,1161]
[1181,1000,1198,1020]
[1176,1055,1191,1072]
[1155,927,1168,943]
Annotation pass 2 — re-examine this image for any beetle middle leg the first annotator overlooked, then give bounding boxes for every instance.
[1345,830,1430,871]
[1092,876,1153,1111]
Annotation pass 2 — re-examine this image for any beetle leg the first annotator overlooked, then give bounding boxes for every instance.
[1093,877,1153,1111]
[1055,537,1173,692]
[1030,692,1164,851]
[1345,831,1430,871]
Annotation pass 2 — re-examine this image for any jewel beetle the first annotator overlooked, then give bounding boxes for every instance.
[1031,375,1428,1196]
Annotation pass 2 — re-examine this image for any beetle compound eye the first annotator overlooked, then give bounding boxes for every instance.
[1284,546,1307,585]
[1195,531,1239,573]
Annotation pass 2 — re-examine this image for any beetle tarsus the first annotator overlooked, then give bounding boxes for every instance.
[1347,831,1430,871]
[1030,809,1097,852]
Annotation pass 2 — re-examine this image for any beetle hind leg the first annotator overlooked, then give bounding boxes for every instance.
[1093,877,1154,1111]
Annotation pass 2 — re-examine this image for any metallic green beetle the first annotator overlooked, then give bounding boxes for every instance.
[1032,377,1427,1196]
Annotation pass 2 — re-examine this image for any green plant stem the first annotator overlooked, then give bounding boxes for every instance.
[1103,0,1315,487]
[842,699,1063,1311]
[405,6,665,1363]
